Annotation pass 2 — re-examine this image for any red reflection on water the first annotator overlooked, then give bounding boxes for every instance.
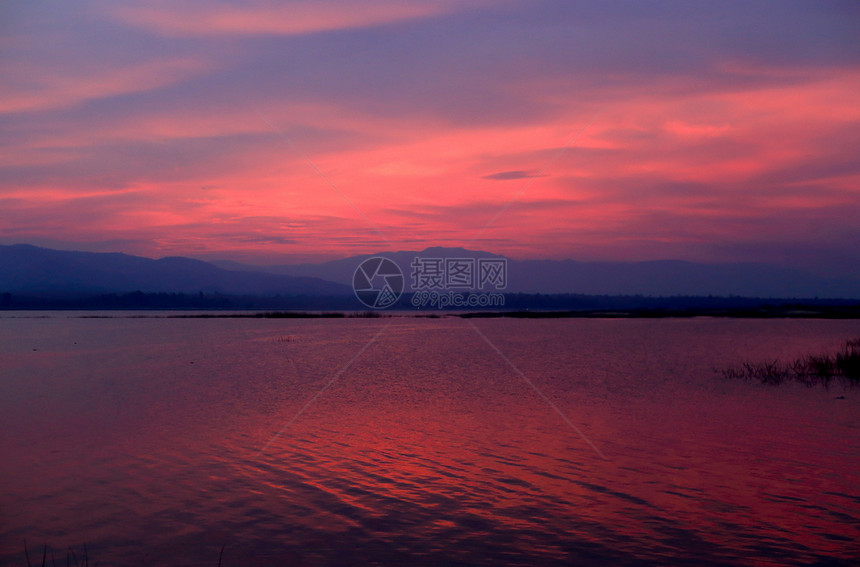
[1,317,858,565]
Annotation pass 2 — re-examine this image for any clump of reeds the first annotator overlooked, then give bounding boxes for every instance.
[722,360,790,384]
[23,543,226,566]
[348,310,387,318]
[25,542,93,567]
[721,338,860,386]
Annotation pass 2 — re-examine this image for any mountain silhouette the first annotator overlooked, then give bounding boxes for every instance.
[4,243,860,300]
[0,244,351,296]
[214,247,860,299]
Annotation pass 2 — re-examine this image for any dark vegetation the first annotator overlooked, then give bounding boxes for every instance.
[459,296,860,318]
[0,291,357,310]
[460,304,860,318]
[22,543,227,567]
[721,338,860,386]
[166,310,387,318]
[24,542,93,567]
[3,290,860,316]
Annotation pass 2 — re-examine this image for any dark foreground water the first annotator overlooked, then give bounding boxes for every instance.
[0,314,858,566]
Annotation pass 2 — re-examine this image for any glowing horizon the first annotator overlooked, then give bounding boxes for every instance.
[2,1,859,275]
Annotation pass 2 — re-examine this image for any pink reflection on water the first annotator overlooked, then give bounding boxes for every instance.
[0,316,858,565]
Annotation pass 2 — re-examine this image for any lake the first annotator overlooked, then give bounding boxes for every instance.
[0,314,858,565]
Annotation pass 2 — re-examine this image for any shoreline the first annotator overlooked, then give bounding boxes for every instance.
[3,305,860,319]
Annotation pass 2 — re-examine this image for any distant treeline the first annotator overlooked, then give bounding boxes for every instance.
[480,293,860,318]
[2,290,860,316]
[489,293,860,311]
[0,291,357,310]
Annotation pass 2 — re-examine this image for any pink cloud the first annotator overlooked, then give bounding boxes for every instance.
[106,0,484,37]
[2,0,859,275]
[0,57,211,114]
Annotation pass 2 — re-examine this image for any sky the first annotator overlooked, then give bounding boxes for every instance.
[1,0,859,275]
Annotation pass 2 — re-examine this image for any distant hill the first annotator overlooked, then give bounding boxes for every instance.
[213,247,860,299]
[0,244,351,296]
[507,258,860,297]
[214,247,502,288]
[4,243,859,302]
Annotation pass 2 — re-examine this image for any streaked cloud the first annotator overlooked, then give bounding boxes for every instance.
[0,57,210,114]
[1,0,859,277]
[106,0,484,37]
[483,170,546,181]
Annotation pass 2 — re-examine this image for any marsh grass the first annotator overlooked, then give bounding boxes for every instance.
[722,338,860,386]
[25,542,94,567]
[23,542,227,566]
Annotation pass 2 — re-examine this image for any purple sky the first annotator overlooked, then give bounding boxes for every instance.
[1,1,859,275]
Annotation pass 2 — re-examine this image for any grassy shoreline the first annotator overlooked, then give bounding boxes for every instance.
[722,338,860,386]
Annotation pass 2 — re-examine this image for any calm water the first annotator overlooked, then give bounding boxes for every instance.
[0,315,858,566]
